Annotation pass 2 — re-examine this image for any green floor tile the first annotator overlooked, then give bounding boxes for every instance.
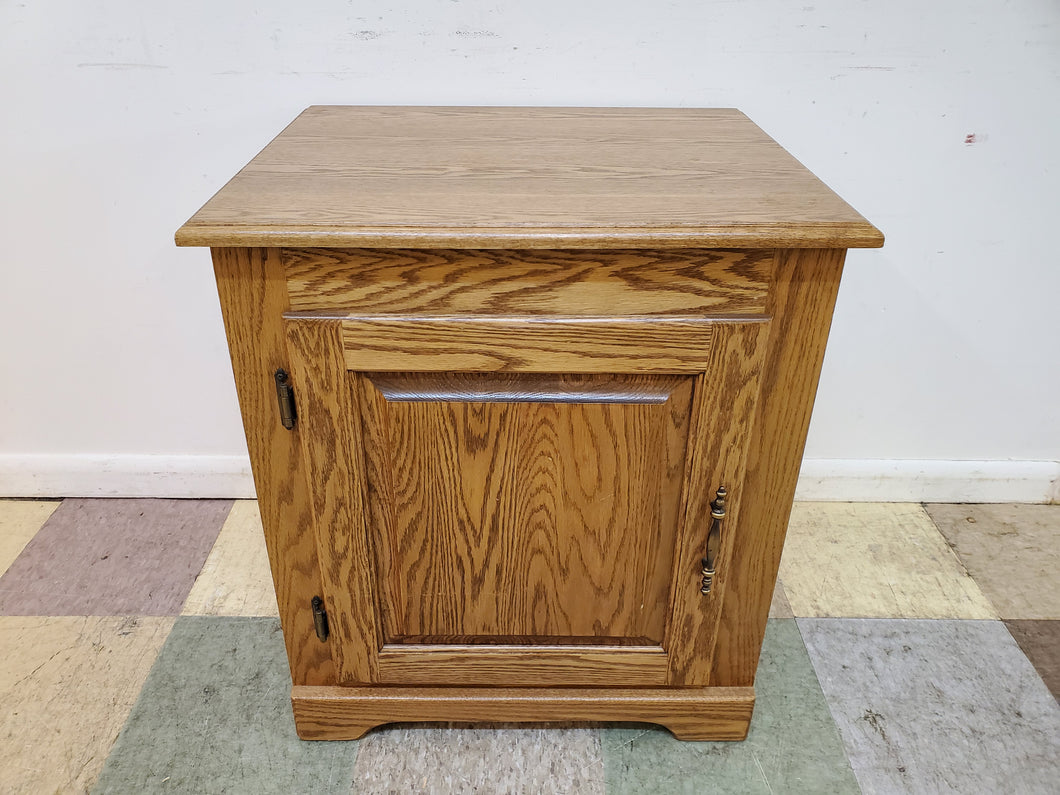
[93,617,358,794]
[600,619,858,794]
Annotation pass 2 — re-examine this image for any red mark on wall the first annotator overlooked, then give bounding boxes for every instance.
[964,133,978,144]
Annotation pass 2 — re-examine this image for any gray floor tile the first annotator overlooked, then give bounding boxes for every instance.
[0,498,231,615]
[800,618,1060,794]
[93,617,359,794]
[600,619,859,794]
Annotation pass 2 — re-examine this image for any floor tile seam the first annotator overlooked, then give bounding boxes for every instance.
[0,610,193,618]
[998,619,1058,698]
[179,614,286,619]
[794,616,1008,626]
[778,617,864,794]
[792,615,901,795]
[788,614,1000,627]
[780,623,860,792]
[921,502,1060,621]
[918,500,1003,609]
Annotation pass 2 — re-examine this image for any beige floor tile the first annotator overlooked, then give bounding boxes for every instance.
[779,503,996,619]
[0,615,174,795]
[181,501,279,617]
[353,726,605,794]
[0,500,60,576]
[925,503,1060,619]
[769,578,794,618]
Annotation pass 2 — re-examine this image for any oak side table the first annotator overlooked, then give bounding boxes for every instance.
[176,106,882,741]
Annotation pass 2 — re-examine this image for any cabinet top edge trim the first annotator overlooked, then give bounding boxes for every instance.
[177,224,883,250]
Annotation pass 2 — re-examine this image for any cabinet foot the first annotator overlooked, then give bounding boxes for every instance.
[291,684,754,741]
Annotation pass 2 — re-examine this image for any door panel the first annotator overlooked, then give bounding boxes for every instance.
[357,372,694,646]
[284,312,768,686]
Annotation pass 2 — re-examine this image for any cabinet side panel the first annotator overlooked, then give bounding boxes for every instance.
[710,248,846,686]
[210,247,334,685]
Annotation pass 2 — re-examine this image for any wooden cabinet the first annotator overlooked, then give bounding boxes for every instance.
[178,107,882,741]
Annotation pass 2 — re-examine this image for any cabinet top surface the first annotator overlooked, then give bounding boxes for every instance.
[175,106,883,250]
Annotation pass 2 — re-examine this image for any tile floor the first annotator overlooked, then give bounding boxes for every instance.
[0,499,1056,794]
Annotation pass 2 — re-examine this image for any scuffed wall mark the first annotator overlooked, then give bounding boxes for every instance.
[351,30,385,41]
[77,63,168,70]
[964,133,978,144]
[850,66,896,71]
[454,30,500,38]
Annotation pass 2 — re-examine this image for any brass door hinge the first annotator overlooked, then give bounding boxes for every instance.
[701,486,726,595]
[274,369,296,430]
[311,596,329,641]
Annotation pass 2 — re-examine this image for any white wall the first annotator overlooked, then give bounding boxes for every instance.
[2,1,1058,501]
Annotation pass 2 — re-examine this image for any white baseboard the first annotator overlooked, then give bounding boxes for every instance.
[0,454,1057,503]
[0,454,256,499]
[795,459,1060,504]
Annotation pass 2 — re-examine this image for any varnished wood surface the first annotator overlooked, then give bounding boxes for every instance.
[283,248,771,316]
[176,106,883,249]
[665,321,769,685]
[211,247,334,685]
[710,248,846,687]
[335,316,719,373]
[285,318,381,684]
[291,684,755,741]
[376,645,667,687]
[359,372,693,644]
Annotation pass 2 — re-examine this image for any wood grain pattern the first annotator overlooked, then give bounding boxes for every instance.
[285,318,381,684]
[176,106,883,249]
[710,248,847,687]
[376,645,667,687]
[283,248,771,316]
[211,247,334,685]
[291,684,755,741]
[337,316,717,372]
[665,321,769,685]
[359,372,693,645]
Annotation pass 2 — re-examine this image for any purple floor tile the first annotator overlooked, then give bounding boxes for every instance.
[0,499,232,616]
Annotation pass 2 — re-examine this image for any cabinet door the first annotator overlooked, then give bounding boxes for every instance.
[285,314,767,687]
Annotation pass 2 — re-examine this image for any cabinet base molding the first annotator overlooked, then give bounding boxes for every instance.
[291,684,755,741]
